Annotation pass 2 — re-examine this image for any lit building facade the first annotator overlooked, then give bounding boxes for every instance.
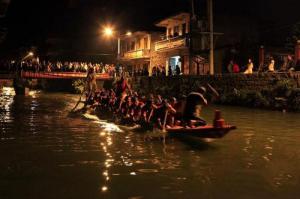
[118,13,217,76]
[152,12,210,75]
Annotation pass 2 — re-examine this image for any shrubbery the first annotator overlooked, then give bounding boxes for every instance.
[217,79,300,112]
[72,79,85,94]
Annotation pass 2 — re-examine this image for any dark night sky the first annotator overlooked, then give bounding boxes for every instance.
[2,0,300,57]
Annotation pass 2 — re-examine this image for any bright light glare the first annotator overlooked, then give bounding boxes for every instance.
[101,186,108,192]
[103,27,114,37]
[28,52,34,56]
[126,31,132,36]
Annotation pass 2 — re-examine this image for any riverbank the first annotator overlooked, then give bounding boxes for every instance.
[128,73,300,112]
[4,72,300,112]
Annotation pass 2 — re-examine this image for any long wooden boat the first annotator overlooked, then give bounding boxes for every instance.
[92,106,236,139]
[118,124,236,139]
[166,125,236,139]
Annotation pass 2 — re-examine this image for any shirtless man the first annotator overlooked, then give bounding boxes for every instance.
[115,76,132,110]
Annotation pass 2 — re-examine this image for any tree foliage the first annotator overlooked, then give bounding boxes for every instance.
[286,22,300,50]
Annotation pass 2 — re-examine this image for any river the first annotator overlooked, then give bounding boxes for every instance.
[1,87,300,199]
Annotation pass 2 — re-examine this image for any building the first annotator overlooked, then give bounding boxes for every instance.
[0,0,11,45]
[118,12,260,76]
[151,12,211,75]
[118,31,161,74]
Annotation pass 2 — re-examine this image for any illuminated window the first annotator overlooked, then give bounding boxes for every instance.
[144,37,148,49]
[168,28,172,37]
[182,23,187,35]
[174,26,180,37]
[131,41,135,51]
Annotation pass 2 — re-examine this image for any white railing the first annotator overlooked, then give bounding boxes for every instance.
[155,36,187,51]
[122,49,150,60]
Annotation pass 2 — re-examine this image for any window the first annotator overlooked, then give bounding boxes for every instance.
[131,41,135,51]
[140,39,143,49]
[168,28,172,37]
[144,37,148,49]
[182,23,187,35]
[174,26,180,37]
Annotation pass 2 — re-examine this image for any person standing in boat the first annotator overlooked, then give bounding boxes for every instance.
[86,67,98,103]
[115,76,132,110]
[183,87,208,127]
[115,76,131,98]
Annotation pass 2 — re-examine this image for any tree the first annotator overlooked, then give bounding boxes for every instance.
[286,22,300,51]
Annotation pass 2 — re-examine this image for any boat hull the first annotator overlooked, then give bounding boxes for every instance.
[167,125,236,139]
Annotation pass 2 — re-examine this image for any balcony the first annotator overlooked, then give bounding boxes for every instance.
[121,49,150,60]
[155,35,188,52]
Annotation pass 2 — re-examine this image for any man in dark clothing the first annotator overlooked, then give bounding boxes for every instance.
[183,87,208,127]
[295,59,300,71]
[287,55,295,71]
[168,65,173,76]
[175,65,181,75]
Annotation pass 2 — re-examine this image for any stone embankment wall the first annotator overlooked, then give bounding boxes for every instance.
[128,73,300,111]
[129,73,300,96]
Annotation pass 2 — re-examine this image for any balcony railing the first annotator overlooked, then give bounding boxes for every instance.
[121,49,150,60]
[155,35,188,51]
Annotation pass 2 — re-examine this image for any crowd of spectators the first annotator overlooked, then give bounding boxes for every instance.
[0,60,116,76]
[227,55,300,74]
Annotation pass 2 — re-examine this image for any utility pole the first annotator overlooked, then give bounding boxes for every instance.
[208,0,214,75]
[191,0,196,20]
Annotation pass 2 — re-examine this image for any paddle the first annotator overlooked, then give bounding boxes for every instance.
[162,110,169,132]
[71,80,88,113]
[207,83,220,98]
[71,89,86,112]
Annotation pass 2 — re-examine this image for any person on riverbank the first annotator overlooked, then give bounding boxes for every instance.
[268,58,275,72]
[227,60,234,73]
[176,65,181,75]
[244,59,254,74]
[233,62,240,73]
[287,55,295,71]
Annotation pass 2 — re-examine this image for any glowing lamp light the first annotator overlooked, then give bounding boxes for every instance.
[103,27,114,37]
[28,52,34,56]
[101,186,108,192]
[126,31,132,36]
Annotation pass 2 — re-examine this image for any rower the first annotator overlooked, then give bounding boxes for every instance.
[130,97,142,122]
[166,97,177,127]
[183,87,208,127]
[152,99,176,130]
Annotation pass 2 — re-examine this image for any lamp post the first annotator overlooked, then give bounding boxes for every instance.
[22,51,34,61]
[20,51,34,71]
[208,0,214,75]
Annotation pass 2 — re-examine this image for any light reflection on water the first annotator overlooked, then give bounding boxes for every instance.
[1,88,300,198]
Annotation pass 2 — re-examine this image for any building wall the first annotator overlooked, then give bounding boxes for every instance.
[150,48,190,75]
[165,15,190,38]
[119,32,161,73]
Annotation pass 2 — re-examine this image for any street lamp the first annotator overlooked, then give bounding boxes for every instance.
[126,31,132,36]
[103,26,114,37]
[102,26,132,59]
[22,51,34,61]
[19,51,34,72]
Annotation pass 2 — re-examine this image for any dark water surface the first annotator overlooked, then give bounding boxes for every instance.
[1,87,300,199]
